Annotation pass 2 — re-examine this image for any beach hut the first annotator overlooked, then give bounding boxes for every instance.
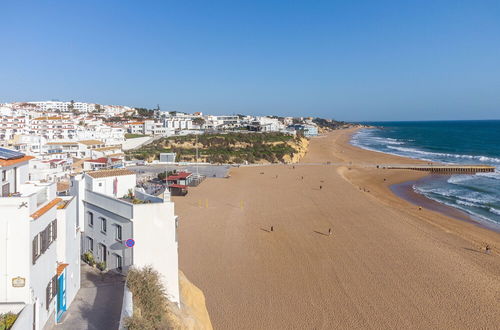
[168,184,188,196]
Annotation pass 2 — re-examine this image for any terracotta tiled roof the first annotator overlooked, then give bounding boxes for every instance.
[93,146,121,151]
[169,184,187,189]
[46,142,77,145]
[31,198,62,219]
[85,157,121,164]
[57,263,69,276]
[87,169,135,178]
[78,140,104,146]
[0,155,34,167]
[57,181,70,192]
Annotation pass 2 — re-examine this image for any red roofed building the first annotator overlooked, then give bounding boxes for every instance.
[165,171,192,196]
[166,171,193,186]
[83,157,123,171]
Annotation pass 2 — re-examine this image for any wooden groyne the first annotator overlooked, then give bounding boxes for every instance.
[379,164,495,174]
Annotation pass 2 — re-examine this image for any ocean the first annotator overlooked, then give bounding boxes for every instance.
[351,120,500,228]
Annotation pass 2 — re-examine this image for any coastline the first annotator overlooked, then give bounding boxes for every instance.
[391,177,500,233]
[332,127,499,253]
[175,128,500,329]
[346,126,500,233]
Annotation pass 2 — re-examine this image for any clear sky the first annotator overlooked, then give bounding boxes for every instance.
[1,1,499,121]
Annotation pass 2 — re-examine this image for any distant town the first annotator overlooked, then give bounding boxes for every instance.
[0,100,351,329]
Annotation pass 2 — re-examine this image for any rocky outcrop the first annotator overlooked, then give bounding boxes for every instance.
[168,271,213,330]
[283,137,309,163]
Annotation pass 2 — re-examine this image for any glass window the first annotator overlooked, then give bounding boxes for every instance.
[100,217,107,233]
[115,254,122,270]
[115,224,122,241]
[88,212,94,227]
[32,235,39,264]
[87,236,94,251]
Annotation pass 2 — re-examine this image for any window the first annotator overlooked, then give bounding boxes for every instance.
[40,227,49,254]
[1,170,5,181]
[100,217,107,233]
[32,235,40,264]
[114,254,122,270]
[46,275,57,310]
[88,212,94,227]
[87,236,94,252]
[98,243,107,263]
[115,224,122,241]
[51,220,57,241]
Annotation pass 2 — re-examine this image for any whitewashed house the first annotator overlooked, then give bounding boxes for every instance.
[70,169,180,304]
[0,148,80,329]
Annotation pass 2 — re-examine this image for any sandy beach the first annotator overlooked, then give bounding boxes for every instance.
[175,128,500,329]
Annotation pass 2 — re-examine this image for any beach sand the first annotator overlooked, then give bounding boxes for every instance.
[175,128,500,330]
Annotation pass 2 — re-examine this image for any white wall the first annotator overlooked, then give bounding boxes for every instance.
[132,201,180,304]
[89,174,136,198]
[57,197,81,308]
[0,198,31,305]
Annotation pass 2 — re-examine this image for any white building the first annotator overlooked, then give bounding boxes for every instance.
[29,158,71,182]
[0,148,80,329]
[70,169,180,304]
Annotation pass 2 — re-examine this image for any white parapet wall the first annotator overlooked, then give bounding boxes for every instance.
[118,284,134,330]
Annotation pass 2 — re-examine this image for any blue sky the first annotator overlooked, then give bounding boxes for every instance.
[1,0,499,121]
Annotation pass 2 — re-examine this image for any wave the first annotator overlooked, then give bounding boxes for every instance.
[386,146,500,163]
[490,208,500,216]
[447,175,473,185]
[476,171,500,180]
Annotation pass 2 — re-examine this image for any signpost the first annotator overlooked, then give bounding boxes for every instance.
[12,277,26,288]
[125,239,135,248]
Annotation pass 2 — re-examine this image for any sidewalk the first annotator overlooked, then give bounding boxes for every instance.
[45,264,125,330]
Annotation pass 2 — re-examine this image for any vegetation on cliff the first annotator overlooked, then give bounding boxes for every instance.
[125,132,307,164]
[125,266,179,330]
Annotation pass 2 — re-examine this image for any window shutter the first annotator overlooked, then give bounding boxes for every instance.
[46,283,51,310]
[52,275,57,298]
[52,220,57,240]
[32,236,38,264]
[40,229,46,253]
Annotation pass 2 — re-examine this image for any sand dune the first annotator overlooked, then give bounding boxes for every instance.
[175,128,500,330]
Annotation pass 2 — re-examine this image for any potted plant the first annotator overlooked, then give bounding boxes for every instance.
[96,261,106,272]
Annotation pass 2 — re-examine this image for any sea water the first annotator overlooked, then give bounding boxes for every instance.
[351,120,500,227]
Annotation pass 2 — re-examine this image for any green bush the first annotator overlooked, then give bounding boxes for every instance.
[0,312,17,330]
[125,266,178,330]
[125,132,299,164]
[96,261,106,271]
[82,251,95,266]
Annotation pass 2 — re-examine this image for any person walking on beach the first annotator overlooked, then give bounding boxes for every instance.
[328,228,332,236]
[271,225,274,232]
[485,244,491,254]
[320,185,323,190]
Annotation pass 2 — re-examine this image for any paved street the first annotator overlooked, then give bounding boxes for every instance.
[45,265,125,330]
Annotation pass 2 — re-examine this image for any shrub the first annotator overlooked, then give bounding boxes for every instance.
[82,252,95,266]
[157,172,167,181]
[96,262,106,271]
[125,266,178,330]
[0,313,17,330]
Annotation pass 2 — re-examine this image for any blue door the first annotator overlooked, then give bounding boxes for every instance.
[56,272,67,322]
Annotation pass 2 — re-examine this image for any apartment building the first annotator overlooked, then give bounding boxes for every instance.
[0,115,29,140]
[29,158,71,182]
[28,116,78,140]
[43,140,108,159]
[29,101,96,113]
[83,157,123,171]
[0,148,80,329]
[70,169,180,304]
